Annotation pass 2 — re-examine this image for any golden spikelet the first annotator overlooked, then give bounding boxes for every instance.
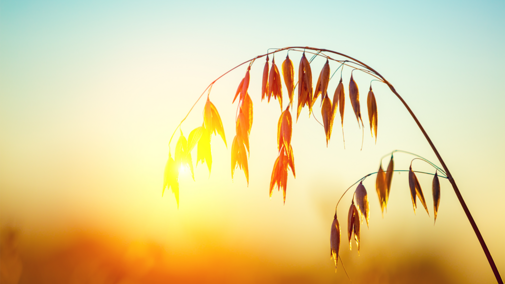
[282,54,294,106]
[367,86,378,142]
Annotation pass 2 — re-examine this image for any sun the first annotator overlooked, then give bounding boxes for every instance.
[178,164,188,175]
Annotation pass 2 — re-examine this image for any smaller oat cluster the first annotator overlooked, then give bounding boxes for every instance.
[231,68,254,186]
[163,97,227,207]
[330,153,443,269]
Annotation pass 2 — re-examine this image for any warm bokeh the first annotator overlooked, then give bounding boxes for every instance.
[1,1,504,283]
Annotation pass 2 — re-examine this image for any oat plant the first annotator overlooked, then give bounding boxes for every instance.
[162,46,503,283]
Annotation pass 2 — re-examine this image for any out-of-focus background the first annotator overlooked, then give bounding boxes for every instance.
[1,0,504,283]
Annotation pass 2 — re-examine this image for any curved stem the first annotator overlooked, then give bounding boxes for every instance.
[336,169,448,211]
[381,150,446,175]
[292,46,502,282]
[304,44,505,281]
[385,83,503,284]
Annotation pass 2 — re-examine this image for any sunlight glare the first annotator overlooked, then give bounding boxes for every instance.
[179,164,188,175]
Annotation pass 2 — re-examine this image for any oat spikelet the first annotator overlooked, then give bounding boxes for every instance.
[303,55,313,115]
[314,59,330,108]
[433,171,441,223]
[282,54,294,106]
[408,165,429,215]
[196,128,212,173]
[261,56,269,101]
[321,96,333,146]
[297,53,313,119]
[175,130,194,181]
[367,86,378,142]
[204,98,227,147]
[408,165,418,212]
[330,214,341,269]
[269,147,289,202]
[385,155,394,205]
[347,203,360,252]
[332,78,345,127]
[163,152,179,208]
[355,182,370,227]
[349,73,363,127]
[376,164,387,216]
[233,68,250,103]
[268,58,283,109]
[231,135,249,184]
[277,107,292,151]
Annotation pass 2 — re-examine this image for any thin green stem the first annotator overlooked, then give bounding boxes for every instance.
[338,256,352,282]
[385,82,503,284]
[336,169,449,212]
[369,79,382,88]
[330,62,345,81]
[381,150,446,175]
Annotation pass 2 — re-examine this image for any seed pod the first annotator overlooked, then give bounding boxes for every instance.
[408,165,429,215]
[347,204,354,246]
[174,130,195,181]
[196,128,212,174]
[385,154,394,203]
[433,171,441,223]
[277,107,292,151]
[261,56,269,101]
[297,53,313,119]
[349,73,363,127]
[367,86,378,142]
[332,78,345,127]
[269,145,294,203]
[314,59,330,107]
[303,56,313,115]
[355,182,370,227]
[330,214,341,269]
[240,67,250,103]
[272,61,283,109]
[321,96,333,146]
[231,135,249,185]
[376,164,387,216]
[163,152,179,208]
[240,93,253,135]
[233,78,244,103]
[282,54,294,106]
[268,58,283,109]
[347,203,360,252]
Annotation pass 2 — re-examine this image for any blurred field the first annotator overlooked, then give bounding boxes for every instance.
[1,224,459,284]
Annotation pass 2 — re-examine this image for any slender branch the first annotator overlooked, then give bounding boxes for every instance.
[381,150,446,175]
[336,169,448,212]
[385,84,503,283]
[297,45,503,282]
[293,46,502,282]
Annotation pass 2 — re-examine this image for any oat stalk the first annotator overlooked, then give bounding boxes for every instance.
[164,46,503,283]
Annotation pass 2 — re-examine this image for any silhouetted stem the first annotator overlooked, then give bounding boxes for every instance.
[292,46,502,284]
[385,84,503,284]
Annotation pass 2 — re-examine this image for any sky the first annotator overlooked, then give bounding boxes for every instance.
[1,0,504,283]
